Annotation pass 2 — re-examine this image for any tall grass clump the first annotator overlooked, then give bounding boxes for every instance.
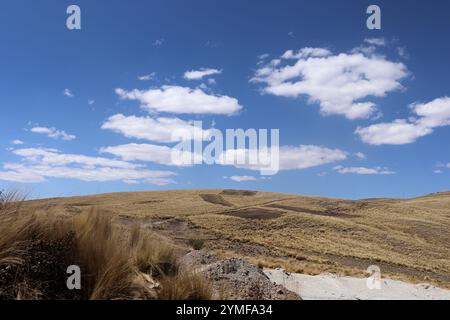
[0,191,212,300]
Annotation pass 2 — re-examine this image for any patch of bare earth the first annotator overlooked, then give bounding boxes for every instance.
[220,190,258,197]
[200,194,234,207]
[224,208,283,220]
[266,204,356,218]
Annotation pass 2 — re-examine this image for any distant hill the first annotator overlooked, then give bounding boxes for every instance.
[23,189,450,289]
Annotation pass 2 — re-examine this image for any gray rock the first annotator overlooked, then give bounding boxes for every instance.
[179,251,300,300]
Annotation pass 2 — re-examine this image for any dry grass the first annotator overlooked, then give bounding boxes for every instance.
[0,191,213,300]
[157,272,213,300]
[131,225,179,277]
[188,238,205,251]
[20,189,450,289]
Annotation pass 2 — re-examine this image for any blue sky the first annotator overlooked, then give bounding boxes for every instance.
[1,0,450,199]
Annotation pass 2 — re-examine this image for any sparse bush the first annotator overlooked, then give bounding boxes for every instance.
[188,238,205,251]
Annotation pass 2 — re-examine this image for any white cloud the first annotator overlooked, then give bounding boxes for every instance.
[63,88,74,97]
[13,148,137,169]
[356,97,450,145]
[227,175,258,182]
[355,152,367,160]
[101,114,211,143]
[115,85,242,115]
[184,68,222,80]
[350,45,377,56]
[280,47,332,60]
[138,72,156,81]
[102,143,346,173]
[11,140,24,145]
[88,100,95,105]
[364,38,386,46]
[252,46,408,119]
[277,145,347,170]
[219,145,347,171]
[0,148,175,185]
[100,143,201,167]
[30,127,76,141]
[333,165,395,175]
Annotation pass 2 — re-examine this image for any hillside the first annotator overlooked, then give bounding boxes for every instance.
[23,189,450,289]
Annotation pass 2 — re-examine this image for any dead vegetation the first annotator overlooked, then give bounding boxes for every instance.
[224,208,283,220]
[0,191,212,300]
[16,189,450,290]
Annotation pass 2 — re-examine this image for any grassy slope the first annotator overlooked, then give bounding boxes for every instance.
[23,189,450,288]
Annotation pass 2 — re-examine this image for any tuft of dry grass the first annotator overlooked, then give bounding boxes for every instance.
[72,209,138,300]
[0,191,212,300]
[131,225,178,277]
[157,272,213,300]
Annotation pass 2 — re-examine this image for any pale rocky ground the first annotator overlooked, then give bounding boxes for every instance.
[265,268,450,300]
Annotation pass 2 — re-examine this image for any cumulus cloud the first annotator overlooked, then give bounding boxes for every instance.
[0,148,175,185]
[102,143,346,173]
[277,145,347,170]
[115,85,242,115]
[252,46,408,119]
[184,68,222,80]
[30,127,76,141]
[227,175,258,182]
[333,165,395,175]
[13,148,138,169]
[356,97,450,145]
[219,145,347,171]
[101,114,211,143]
[100,143,201,167]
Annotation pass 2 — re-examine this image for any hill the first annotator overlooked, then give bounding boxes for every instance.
[23,189,450,289]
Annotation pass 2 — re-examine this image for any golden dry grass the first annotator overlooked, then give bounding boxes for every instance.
[21,189,450,289]
[0,192,213,300]
[157,272,213,300]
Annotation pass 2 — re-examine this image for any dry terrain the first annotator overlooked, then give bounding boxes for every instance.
[22,189,450,289]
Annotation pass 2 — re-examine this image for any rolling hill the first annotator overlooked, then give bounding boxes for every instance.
[22,189,450,289]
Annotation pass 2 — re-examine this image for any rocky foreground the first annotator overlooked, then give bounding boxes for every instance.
[178,250,299,300]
